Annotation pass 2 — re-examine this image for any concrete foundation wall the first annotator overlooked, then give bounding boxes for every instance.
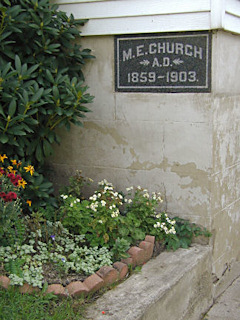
[85,244,213,320]
[51,30,240,281]
[211,31,240,279]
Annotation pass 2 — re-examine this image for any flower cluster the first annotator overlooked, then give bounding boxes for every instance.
[0,154,34,206]
[154,213,176,235]
[88,179,123,218]
[0,191,17,202]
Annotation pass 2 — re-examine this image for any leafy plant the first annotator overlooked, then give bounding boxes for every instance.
[0,220,113,287]
[60,195,93,235]
[59,170,93,199]
[119,186,166,244]
[60,179,124,248]
[111,237,130,261]
[0,154,31,246]
[166,217,211,251]
[0,153,56,213]
[0,0,94,209]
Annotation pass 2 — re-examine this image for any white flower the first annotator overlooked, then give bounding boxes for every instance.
[128,199,132,204]
[154,222,161,228]
[143,193,149,198]
[60,194,68,200]
[111,209,119,218]
[98,220,103,224]
[70,203,73,207]
[126,186,133,191]
[137,185,142,190]
[169,227,176,234]
[89,194,97,201]
[101,200,106,206]
[90,202,98,212]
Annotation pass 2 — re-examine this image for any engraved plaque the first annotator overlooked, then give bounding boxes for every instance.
[115,32,211,93]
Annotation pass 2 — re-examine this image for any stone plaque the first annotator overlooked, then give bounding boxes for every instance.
[115,32,211,93]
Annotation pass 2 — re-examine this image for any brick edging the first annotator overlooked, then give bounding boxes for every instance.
[0,235,155,297]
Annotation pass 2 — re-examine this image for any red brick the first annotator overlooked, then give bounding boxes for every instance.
[83,273,104,293]
[96,266,119,286]
[145,235,155,245]
[19,283,40,294]
[127,246,145,267]
[113,262,129,280]
[121,257,133,267]
[0,276,10,289]
[139,240,154,262]
[46,284,68,297]
[66,281,89,297]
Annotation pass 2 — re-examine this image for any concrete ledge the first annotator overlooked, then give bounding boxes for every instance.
[86,244,213,320]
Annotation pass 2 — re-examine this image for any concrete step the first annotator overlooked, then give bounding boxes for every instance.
[85,244,213,320]
[204,276,240,320]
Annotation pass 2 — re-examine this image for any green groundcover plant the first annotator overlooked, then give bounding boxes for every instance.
[0,169,211,289]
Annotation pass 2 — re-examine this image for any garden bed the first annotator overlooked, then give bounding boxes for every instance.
[0,235,163,297]
[0,157,210,298]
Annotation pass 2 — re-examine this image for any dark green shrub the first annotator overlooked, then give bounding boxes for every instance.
[0,0,94,209]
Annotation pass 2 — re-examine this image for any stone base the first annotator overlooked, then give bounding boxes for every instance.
[86,244,213,320]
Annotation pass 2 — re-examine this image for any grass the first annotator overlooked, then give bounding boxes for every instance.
[0,275,132,320]
[0,287,87,320]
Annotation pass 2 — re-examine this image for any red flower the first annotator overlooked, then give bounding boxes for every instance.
[6,192,17,202]
[7,173,22,186]
[0,191,17,202]
[0,192,7,200]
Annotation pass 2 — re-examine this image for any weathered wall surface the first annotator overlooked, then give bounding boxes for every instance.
[51,30,240,281]
[211,31,240,279]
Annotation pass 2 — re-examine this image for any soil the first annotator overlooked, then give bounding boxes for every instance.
[42,264,88,286]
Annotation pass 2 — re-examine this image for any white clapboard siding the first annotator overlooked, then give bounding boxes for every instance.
[53,0,240,36]
[76,13,211,36]
[56,0,211,20]
[224,0,240,34]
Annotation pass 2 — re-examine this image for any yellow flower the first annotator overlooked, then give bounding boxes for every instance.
[7,166,13,172]
[0,154,7,163]
[26,200,32,207]
[24,165,34,176]
[11,159,18,166]
[18,178,27,189]
[7,166,17,174]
